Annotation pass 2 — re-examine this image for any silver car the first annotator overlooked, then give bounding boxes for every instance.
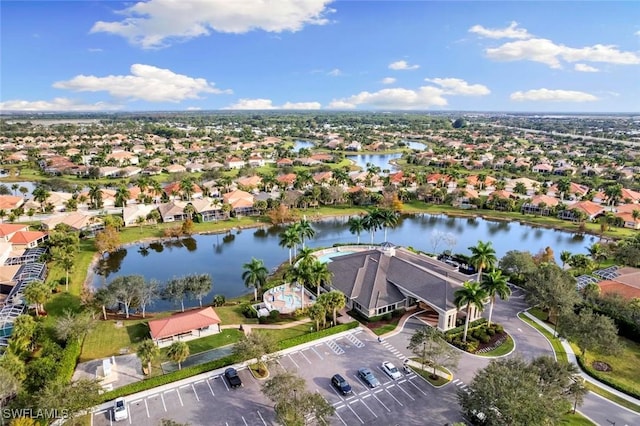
[381,361,402,380]
[358,367,381,388]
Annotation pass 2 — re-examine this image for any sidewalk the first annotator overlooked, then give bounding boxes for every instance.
[221,317,313,336]
[523,311,640,406]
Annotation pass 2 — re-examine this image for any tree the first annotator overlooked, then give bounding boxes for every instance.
[317,290,346,325]
[167,341,190,370]
[55,309,95,343]
[107,275,144,318]
[0,351,26,382]
[242,258,269,301]
[347,216,365,244]
[557,178,571,201]
[23,280,50,316]
[480,270,511,326]
[36,378,103,421]
[296,219,316,249]
[498,250,536,283]
[95,225,121,257]
[136,339,160,375]
[262,372,335,426]
[308,302,326,331]
[560,250,572,269]
[279,226,300,265]
[362,210,382,245]
[308,260,332,296]
[378,208,398,242]
[0,367,20,419]
[454,281,488,342]
[87,183,103,209]
[183,273,212,308]
[233,332,279,368]
[115,185,130,208]
[50,246,75,291]
[523,263,579,335]
[468,240,497,281]
[459,356,586,426]
[8,314,36,354]
[94,287,116,320]
[137,279,160,318]
[560,308,620,358]
[163,277,188,312]
[407,326,460,378]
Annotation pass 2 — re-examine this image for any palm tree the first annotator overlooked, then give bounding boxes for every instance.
[308,260,332,296]
[557,178,571,201]
[0,209,6,223]
[362,210,381,245]
[324,290,346,325]
[179,178,194,201]
[242,258,269,301]
[297,247,315,268]
[297,219,316,249]
[279,227,300,265]
[136,339,160,375]
[468,240,497,282]
[87,183,103,210]
[308,303,326,331]
[115,185,130,208]
[167,341,190,370]
[347,216,365,244]
[378,209,399,242]
[480,270,511,326]
[285,264,311,309]
[587,242,605,267]
[560,250,572,269]
[454,281,488,342]
[23,280,51,317]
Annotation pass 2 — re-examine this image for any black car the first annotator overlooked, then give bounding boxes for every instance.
[331,374,352,395]
[224,368,242,388]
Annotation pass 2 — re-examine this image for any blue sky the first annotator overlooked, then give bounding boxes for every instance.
[1,1,639,113]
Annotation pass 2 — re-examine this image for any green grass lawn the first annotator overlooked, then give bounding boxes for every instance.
[559,412,596,425]
[80,317,157,362]
[372,323,398,336]
[160,329,244,356]
[518,312,568,363]
[253,322,314,342]
[571,337,640,398]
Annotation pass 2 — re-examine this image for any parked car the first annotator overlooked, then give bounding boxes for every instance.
[381,361,402,380]
[331,373,353,395]
[224,367,242,388]
[113,397,128,422]
[357,367,381,388]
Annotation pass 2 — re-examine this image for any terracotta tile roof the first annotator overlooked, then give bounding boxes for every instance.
[149,307,221,340]
[0,224,29,238]
[9,231,47,244]
[0,195,25,210]
[277,173,297,184]
[598,280,640,300]
[529,194,559,207]
[568,200,604,217]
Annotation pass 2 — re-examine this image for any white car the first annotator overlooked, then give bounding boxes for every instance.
[381,361,402,380]
[113,397,128,422]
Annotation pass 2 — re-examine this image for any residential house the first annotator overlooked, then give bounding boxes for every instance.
[247,154,265,167]
[106,151,139,166]
[236,175,263,191]
[222,190,256,216]
[276,174,297,190]
[190,198,225,222]
[148,307,221,347]
[163,182,203,201]
[532,163,554,174]
[165,164,187,174]
[123,204,157,227]
[225,157,245,170]
[558,200,604,221]
[157,201,188,222]
[521,195,559,216]
[0,196,24,212]
[276,158,294,168]
[41,212,103,232]
[596,267,640,301]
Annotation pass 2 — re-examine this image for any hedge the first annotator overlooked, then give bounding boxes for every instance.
[445,317,488,337]
[277,321,359,350]
[98,322,359,403]
[59,339,82,383]
[576,355,640,400]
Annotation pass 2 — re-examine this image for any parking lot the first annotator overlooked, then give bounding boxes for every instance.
[94,329,463,425]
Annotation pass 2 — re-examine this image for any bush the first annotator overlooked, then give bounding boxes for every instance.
[478,333,491,344]
[392,309,405,318]
[241,303,258,319]
[382,313,393,321]
[58,339,81,383]
[486,327,496,336]
[445,318,488,337]
[493,324,504,333]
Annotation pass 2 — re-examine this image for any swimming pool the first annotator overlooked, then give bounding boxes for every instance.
[317,251,355,263]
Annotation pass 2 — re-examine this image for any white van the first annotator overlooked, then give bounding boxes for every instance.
[113,397,128,422]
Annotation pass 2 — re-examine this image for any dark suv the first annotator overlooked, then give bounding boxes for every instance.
[331,374,352,395]
[224,368,242,388]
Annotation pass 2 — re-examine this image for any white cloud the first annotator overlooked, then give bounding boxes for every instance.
[53,64,231,103]
[635,30,640,36]
[381,77,396,85]
[224,98,321,110]
[468,21,532,39]
[327,68,342,77]
[186,106,202,111]
[485,38,640,69]
[510,89,598,102]
[388,60,420,70]
[0,98,123,112]
[574,63,599,72]
[91,0,335,49]
[328,77,489,110]
[87,48,103,53]
[282,101,322,109]
[426,78,490,96]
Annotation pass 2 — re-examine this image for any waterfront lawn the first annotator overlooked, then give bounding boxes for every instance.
[214,296,260,325]
[253,323,314,342]
[160,329,244,356]
[80,317,158,362]
[572,337,640,398]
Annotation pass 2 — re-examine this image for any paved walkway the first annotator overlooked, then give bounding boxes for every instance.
[523,310,640,406]
[221,317,313,336]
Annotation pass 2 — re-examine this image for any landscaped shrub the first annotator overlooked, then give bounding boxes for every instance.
[445,318,488,337]
[277,321,359,350]
[241,303,258,318]
[392,309,405,318]
[486,327,496,336]
[478,333,491,344]
[58,339,81,383]
[382,312,393,321]
[493,324,504,333]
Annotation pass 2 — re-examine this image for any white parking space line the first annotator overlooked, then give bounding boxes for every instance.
[160,393,167,411]
[385,388,403,406]
[311,346,324,360]
[373,393,391,412]
[328,385,344,400]
[206,379,215,396]
[359,397,378,418]
[128,403,132,424]
[276,359,287,372]
[221,375,230,391]
[349,399,359,404]
[334,410,348,425]
[176,388,184,407]
[347,403,365,424]
[144,399,150,418]
[395,382,415,401]
[299,350,312,365]
[257,410,267,426]
[242,416,248,426]
[191,384,200,401]
[407,378,428,395]
[288,353,300,369]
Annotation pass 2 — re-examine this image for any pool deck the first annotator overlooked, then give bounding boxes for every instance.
[264,284,312,313]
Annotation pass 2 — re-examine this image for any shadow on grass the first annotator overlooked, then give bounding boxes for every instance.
[126,322,150,346]
[45,292,82,316]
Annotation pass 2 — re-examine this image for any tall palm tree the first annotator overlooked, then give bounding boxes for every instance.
[87,184,103,210]
[179,178,194,201]
[557,178,571,201]
[378,209,399,242]
[242,258,269,301]
[362,210,382,245]
[348,216,365,244]
[297,247,316,268]
[115,185,130,208]
[324,291,346,325]
[297,219,316,250]
[468,240,497,282]
[285,264,311,309]
[308,260,332,296]
[23,280,51,317]
[480,270,511,326]
[167,341,190,370]
[308,303,326,331]
[560,250,572,269]
[279,227,300,265]
[136,339,160,375]
[454,281,488,342]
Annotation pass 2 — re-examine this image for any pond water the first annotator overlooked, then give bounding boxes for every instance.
[0,181,36,197]
[92,214,594,312]
[346,153,402,171]
[403,140,427,150]
[293,140,315,152]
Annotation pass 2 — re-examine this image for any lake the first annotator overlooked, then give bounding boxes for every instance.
[92,214,594,312]
[293,140,315,152]
[346,153,402,171]
[403,140,427,150]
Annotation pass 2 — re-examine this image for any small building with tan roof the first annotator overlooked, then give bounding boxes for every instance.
[148,307,221,347]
